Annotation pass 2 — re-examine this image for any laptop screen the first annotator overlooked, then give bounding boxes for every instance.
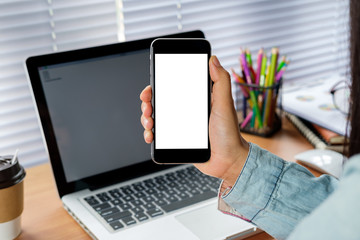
[37,50,150,182]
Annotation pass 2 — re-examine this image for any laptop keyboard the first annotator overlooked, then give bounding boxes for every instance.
[83,166,221,231]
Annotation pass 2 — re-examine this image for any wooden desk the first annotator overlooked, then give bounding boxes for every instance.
[17,117,319,240]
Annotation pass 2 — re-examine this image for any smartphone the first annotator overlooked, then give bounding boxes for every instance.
[150,38,211,164]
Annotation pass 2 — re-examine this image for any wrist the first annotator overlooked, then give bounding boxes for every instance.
[221,140,250,192]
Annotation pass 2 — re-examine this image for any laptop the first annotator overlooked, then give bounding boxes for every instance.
[26,30,258,240]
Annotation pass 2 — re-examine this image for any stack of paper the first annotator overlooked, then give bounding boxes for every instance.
[282,76,349,136]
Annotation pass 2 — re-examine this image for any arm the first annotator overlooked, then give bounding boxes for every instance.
[140,56,339,239]
[220,143,339,240]
[287,156,360,240]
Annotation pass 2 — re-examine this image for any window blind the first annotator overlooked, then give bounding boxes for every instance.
[120,0,349,109]
[0,0,349,167]
[180,0,349,109]
[0,0,118,167]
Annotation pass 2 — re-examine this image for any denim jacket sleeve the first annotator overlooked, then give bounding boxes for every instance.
[218,143,339,240]
[287,154,360,240]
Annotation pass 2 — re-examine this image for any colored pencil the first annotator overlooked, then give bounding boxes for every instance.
[277,56,286,72]
[240,50,263,128]
[251,105,256,128]
[275,66,286,82]
[256,48,263,85]
[260,52,267,87]
[246,49,256,82]
[243,95,247,119]
[240,111,253,129]
[263,48,278,127]
[268,48,278,86]
[231,68,249,98]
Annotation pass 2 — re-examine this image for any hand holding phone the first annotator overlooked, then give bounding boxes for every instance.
[150,39,211,164]
[142,55,250,189]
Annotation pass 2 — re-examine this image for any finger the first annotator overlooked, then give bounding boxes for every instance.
[141,101,153,118]
[140,85,152,102]
[144,129,153,143]
[209,56,232,99]
[141,115,154,130]
[209,56,233,104]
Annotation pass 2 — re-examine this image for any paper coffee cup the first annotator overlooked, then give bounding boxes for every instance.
[0,154,26,240]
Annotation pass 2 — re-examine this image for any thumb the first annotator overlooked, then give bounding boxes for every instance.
[209,56,234,107]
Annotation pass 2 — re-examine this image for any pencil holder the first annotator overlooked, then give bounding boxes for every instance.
[237,80,282,137]
[232,47,288,137]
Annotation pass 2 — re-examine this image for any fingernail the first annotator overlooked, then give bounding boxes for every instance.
[212,56,221,67]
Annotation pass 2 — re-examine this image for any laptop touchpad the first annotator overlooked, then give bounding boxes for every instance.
[175,203,255,240]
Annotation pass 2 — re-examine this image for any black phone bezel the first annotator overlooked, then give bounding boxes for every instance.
[150,39,211,164]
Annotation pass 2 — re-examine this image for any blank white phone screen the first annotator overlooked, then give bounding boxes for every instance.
[155,54,208,149]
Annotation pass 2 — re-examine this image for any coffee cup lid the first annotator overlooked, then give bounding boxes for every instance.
[0,156,26,189]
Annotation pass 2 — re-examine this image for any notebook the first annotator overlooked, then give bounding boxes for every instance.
[285,112,347,153]
[25,30,258,240]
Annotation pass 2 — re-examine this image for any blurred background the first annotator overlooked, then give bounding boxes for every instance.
[0,0,349,167]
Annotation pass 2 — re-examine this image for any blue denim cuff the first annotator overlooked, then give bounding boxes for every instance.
[221,142,285,221]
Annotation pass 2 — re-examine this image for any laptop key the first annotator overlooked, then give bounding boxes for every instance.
[98,196,111,202]
[143,203,156,210]
[119,203,132,210]
[122,216,137,226]
[190,189,202,195]
[130,207,144,214]
[155,185,167,191]
[111,199,123,206]
[99,207,120,216]
[134,192,146,199]
[154,199,167,206]
[96,193,112,202]
[167,196,179,203]
[109,191,122,199]
[110,221,124,230]
[122,187,134,195]
[84,197,100,206]
[134,213,149,222]
[122,195,135,202]
[130,200,143,207]
[164,190,176,196]
[132,184,145,191]
[104,210,131,223]
[153,193,166,199]
[93,202,111,211]
[161,191,217,213]
[177,192,190,200]
[147,208,164,218]
[141,196,155,203]
[145,188,158,195]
